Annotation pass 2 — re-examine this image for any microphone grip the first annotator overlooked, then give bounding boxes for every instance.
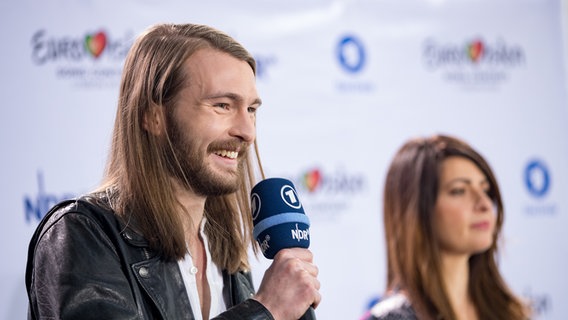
[300,306,316,320]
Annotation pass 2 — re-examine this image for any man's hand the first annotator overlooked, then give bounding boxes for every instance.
[254,248,321,320]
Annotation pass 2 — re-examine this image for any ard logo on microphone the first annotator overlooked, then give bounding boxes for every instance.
[281,184,302,209]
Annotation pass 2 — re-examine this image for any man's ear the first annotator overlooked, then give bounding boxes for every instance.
[143,105,164,136]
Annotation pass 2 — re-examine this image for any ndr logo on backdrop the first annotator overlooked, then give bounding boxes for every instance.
[422,37,525,88]
[30,28,133,87]
[24,171,76,223]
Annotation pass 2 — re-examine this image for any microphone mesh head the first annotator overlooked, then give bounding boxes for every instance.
[251,178,310,259]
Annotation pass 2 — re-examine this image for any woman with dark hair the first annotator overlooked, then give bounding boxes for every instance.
[364,134,530,320]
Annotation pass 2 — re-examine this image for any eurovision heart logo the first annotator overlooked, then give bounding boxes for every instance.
[467,40,484,63]
[303,169,322,192]
[85,31,107,58]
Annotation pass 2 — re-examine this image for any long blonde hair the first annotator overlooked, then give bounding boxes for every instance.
[382,134,530,319]
[97,23,263,273]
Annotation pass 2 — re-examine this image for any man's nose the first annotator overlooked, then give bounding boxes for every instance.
[229,108,255,144]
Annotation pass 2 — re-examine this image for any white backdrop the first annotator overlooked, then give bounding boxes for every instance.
[1,0,567,319]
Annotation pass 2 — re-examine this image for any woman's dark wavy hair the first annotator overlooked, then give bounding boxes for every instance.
[382,134,530,320]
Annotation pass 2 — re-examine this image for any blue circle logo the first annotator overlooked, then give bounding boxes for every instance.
[524,159,551,198]
[337,35,366,73]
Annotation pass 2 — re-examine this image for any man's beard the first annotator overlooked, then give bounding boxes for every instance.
[162,113,248,196]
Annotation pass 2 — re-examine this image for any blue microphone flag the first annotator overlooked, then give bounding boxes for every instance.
[251,177,310,259]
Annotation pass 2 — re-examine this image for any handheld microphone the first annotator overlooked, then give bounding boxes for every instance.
[250,177,316,320]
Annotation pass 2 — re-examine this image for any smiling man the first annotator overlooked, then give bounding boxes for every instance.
[26,23,320,320]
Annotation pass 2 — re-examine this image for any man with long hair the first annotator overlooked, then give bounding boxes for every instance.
[26,23,320,320]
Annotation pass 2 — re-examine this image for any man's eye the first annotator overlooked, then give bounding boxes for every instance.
[215,103,229,110]
[248,106,258,113]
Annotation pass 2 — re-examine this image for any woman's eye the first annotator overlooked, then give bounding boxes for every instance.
[449,188,465,196]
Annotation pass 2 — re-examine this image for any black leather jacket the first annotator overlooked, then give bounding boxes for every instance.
[25,197,274,320]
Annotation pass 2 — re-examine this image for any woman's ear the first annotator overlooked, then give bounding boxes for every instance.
[143,105,164,136]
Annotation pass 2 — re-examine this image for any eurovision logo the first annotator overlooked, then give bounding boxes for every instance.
[297,167,365,195]
[423,37,525,68]
[303,169,322,192]
[467,40,484,63]
[31,28,133,87]
[31,28,131,65]
[85,31,107,58]
[284,166,367,221]
[423,37,525,87]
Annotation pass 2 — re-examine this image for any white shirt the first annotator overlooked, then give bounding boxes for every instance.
[178,218,226,320]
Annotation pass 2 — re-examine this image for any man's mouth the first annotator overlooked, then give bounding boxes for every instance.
[213,150,238,159]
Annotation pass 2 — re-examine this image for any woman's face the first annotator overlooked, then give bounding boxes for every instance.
[433,156,496,257]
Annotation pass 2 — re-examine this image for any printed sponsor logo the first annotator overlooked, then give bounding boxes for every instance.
[523,287,552,317]
[522,158,556,215]
[467,40,484,63]
[281,184,302,209]
[85,31,107,58]
[337,35,366,73]
[422,37,525,88]
[280,166,367,221]
[24,171,76,223]
[30,28,133,88]
[303,169,322,192]
[524,159,550,198]
[297,167,365,195]
[424,38,524,68]
[31,29,131,64]
[335,34,375,92]
[31,29,275,87]
[253,53,277,80]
